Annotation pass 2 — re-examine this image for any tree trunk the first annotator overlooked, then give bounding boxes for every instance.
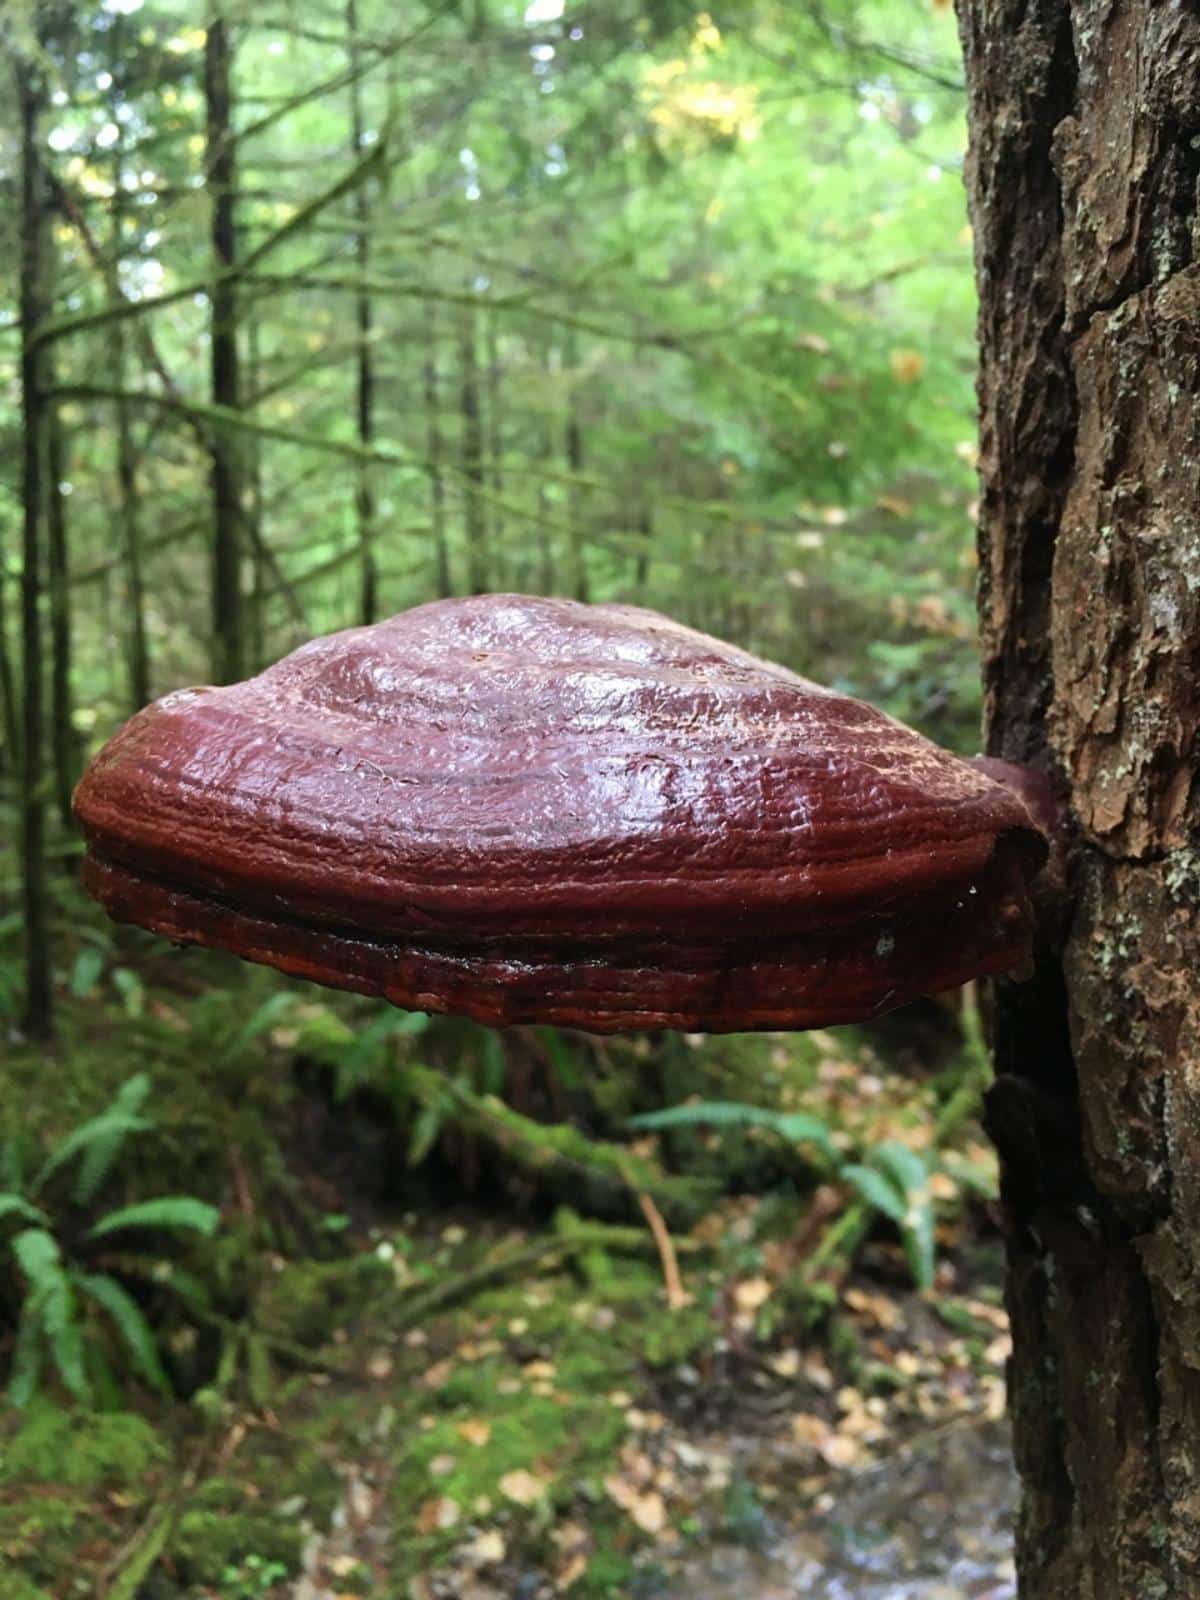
[17,56,52,1038]
[959,2,1200,1594]
[108,14,151,712]
[205,11,244,685]
[485,309,503,572]
[112,279,150,710]
[458,296,488,595]
[0,554,18,774]
[246,312,266,671]
[424,299,452,598]
[44,351,75,828]
[563,327,588,602]
[347,0,378,625]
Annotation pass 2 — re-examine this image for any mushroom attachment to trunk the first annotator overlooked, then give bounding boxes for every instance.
[74,595,1048,1033]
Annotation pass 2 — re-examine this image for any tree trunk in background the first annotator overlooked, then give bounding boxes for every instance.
[44,356,75,829]
[634,504,653,598]
[0,557,18,773]
[563,327,588,601]
[17,58,52,1038]
[458,297,488,594]
[246,313,266,671]
[423,301,452,598]
[112,282,150,710]
[347,0,378,625]
[205,12,244,685]
[109,17,151,713]
[959,2,1200,1594]
[485,310,503,576]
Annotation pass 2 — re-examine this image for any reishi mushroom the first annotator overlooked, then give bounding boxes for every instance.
[74,594,1047,1033]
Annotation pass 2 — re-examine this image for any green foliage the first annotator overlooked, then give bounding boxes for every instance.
[89,1196,220,1240]
[0,1076,219,1405]
[634,1105,940,1289]
[843,1140,936,1289]
[218,1554,292,1600]
[629,1099,838,1163]
[0,1402,167,1489]
[173,1509,304,1587]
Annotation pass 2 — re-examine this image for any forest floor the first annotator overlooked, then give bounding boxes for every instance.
[1,893,1018,1600]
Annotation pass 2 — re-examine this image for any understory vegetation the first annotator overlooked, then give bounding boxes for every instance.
[0,872,1012,1597]
[0,0,1006,1594]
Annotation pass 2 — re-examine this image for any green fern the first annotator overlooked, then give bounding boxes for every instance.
[75,1273,171,1395]
[74,1074,153,1205]
[843,1141,935,1290]
[632,1099,939,1290]
[629,1100,837,1161]
[8,1302,45,1408]
[12,1229,89,1401]
[0,1194,50,1228]
[32,1072,153,1203]
[1,1078,220,1405]
[90,1197,220,1241]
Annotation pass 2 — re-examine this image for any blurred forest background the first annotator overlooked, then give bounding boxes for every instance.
[1,4,1018,1599]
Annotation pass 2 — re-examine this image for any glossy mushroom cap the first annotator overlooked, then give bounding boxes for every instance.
[75,596,1047,1033]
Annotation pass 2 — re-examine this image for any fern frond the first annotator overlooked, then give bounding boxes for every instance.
[33,1107,150,1202]
[73,1074,154,1205]
[7,1302,45,1407]
[12,1230,89,1400]
[75,1272,170,1395]
[12,1225,62,1284]
[0,1193,50,1229]
[629,1100,836,1159]
[90,1197,220,1241]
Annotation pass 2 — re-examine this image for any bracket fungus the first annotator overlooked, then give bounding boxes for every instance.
[75,595,1047,1034]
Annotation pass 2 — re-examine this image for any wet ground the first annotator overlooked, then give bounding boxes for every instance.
[296,1413,1017,1599]
[669,1420,1017,1600]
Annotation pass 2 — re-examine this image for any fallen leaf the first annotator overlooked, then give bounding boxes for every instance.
[733,1277,772,1313]
[605,1476,668,1534]
[416,1495,460,1533]
[500,1468,550,1506]
[558,1551,589,1587]
[463,1528,506,1567]
[457,1419,492,1447]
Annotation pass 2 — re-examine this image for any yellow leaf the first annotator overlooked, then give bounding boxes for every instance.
[889,348,925,384]
[605,1476,668,1534]
[733,1276,772,1313]
[456,1419,491,1447]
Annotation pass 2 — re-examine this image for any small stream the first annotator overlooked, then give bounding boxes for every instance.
[668,1420,1017,1600]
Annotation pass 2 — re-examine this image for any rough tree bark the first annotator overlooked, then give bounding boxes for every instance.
[959,2,1200,1594]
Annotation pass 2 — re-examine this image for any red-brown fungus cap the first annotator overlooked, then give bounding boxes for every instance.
[74,596,1047,1033]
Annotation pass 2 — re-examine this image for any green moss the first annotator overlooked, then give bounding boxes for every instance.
[574,1548,641,1594]
[256,1253,392,1347]
[0,1568,54,1600]
[173,1508,305,1584]
[0,1403,167,1490]
[0,1496,83,1585]
[375,1248,724,1588]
